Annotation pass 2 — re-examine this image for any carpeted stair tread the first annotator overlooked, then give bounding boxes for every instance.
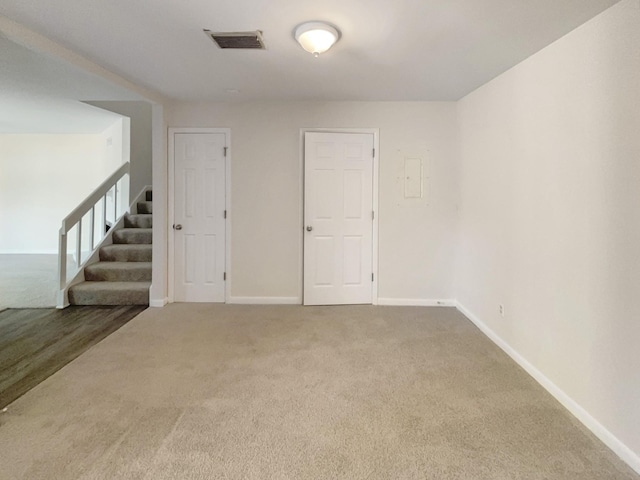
[124,214,152,228]
[137,201,152,214]
[113,228,152,244]
[69,191,152,306]
[84,262,152,282]
[100,244,152,262]
[68,281,150,306]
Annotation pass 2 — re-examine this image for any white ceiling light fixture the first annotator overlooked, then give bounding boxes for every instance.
[294,21,341,57]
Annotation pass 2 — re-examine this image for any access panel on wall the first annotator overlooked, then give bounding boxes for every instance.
[173,132,226,302]
[303,132,374,305]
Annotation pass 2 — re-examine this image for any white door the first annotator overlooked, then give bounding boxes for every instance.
[304,132,374,305]
[173,132,226,302]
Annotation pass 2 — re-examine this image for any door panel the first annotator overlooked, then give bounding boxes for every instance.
[304,132,374,305]
[174,132,226,302]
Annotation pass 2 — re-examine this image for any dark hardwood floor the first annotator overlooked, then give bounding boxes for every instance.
[0,306,146,408]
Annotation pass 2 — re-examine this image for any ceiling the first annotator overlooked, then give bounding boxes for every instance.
[0,0,620,102]
[0,34,144,133]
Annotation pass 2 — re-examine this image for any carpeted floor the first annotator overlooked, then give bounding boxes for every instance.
[0,254,61,308]
[0,304,636,479]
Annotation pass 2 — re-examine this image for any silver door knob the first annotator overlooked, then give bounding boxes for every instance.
[174,224,183,230]
[306,226,313,232]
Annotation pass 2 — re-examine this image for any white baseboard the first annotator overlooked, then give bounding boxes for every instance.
[228,296,301,305]
[455,301,640,475]
[377,298,456,307]
[149,297,168,308]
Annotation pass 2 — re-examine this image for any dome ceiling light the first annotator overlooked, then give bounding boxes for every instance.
[294,22,341,57]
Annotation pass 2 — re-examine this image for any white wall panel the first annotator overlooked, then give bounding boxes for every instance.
[0,128,124,253]
[456,0,640,467]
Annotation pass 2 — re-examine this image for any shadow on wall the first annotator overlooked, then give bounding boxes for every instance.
[86,101,153,203]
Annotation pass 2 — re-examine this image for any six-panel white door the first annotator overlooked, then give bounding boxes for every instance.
[173,132,226,302]
[304,132,374,305]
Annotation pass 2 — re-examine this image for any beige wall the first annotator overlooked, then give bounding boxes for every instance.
[88,101,153,201]
[167,101,459,302]
[0,129,123,253]
[456,0,640,464]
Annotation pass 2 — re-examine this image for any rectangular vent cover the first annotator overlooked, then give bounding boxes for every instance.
[204,30,265,49]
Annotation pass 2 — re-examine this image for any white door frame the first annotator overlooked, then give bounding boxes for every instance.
[299,128,380,305]
[168,127,232,303]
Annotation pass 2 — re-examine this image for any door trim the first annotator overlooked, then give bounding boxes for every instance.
[299,128,380,305]
[168,127,231,304]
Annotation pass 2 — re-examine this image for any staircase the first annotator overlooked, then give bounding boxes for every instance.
[68,191,152,306]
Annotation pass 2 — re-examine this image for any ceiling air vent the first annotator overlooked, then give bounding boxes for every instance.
[204,30,266,49]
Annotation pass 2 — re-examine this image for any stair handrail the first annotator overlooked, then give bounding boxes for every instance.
[58,162,130,302]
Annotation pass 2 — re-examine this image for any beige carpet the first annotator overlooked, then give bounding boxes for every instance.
[0,254,63,309]
[0,304,636,480]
